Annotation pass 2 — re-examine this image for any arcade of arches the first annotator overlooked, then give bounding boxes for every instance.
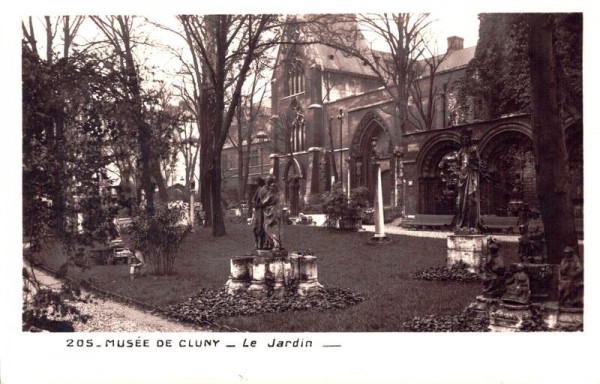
[272,113,582,220]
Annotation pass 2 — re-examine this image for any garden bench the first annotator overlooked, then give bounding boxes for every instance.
[400,214,454,230]
[480,215,519,234]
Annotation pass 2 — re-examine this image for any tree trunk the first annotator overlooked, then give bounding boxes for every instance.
[210,155,227,237]
[529,13,579,264]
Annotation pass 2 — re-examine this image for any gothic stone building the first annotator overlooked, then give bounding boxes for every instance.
[251,29,583,219]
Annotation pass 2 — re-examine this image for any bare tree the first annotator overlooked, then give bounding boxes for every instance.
[90,16,167,211]
[409,43,452,131]
[303,13,433,135]
[229,59,271,204]
[177,14,281,237]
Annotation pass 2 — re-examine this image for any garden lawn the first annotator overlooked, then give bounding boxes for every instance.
[35,223,522,332]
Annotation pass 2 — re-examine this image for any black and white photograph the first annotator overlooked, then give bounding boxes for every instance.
[2,2,598,383]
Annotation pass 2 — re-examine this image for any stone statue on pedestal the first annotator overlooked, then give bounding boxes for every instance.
[558,246,583,308]
[251,177,267,249]
[502,264,531,305]
[262,177,282,250]
[518,207,545,263]
[454,129,482,234]
[482,239,506,298]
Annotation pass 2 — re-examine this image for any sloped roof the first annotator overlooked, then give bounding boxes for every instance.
[309,43,379,77]
[436,46,476,73]
[276,14,476,81]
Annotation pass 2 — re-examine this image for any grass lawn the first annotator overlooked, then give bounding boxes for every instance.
[35,223,523,332]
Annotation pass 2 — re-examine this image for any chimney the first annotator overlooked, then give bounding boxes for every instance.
[447,36,464,52]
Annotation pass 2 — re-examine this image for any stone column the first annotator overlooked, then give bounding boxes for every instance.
[368,159,391,245]
[247,257,268,297]
[297,255,323,296]
[268,258,286,297]
[226,256,254,295]
[304,147,321,203]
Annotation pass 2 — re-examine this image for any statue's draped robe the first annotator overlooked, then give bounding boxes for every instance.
[262,185,281,249]
[252,185,268,248]
[454,144,481,230]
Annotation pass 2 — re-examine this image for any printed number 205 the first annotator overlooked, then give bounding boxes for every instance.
[66,339,94,347]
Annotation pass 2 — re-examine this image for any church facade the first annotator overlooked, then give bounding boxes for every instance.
[237,23,583,220]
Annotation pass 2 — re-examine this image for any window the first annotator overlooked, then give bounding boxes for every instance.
[290,104,305,152]
[286,48,305,96]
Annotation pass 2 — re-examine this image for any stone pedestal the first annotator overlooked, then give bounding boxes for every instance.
[226,256,254,294]
[489,302,532,332]
[558,307,583,330]
[225,250,323,297]
[470,298,562,331]
[447,234,488,273]
[247,256,269,297]
[268,258,286,297]
[521,263,558,302]
[469,295,500,319]
[297,255,323,296]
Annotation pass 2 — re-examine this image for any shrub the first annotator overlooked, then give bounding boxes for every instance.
[124,204,189,276]
[321,183,362,228]
[384,206,404,223]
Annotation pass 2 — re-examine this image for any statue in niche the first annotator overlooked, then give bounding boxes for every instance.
[518,207,545,263]
[558,246,584,309]
[501,264,531,305]
[262,177,282,250]
[454,129,482,234]
[251,177,267,249]
[482,238,506,298]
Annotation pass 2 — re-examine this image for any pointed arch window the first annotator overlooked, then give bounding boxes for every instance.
[286,48,305,96]
[290,103,306,152]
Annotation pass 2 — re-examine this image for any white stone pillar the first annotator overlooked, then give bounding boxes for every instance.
[247,257,268,297]
[297,255,323,296]
[369,161,391,245]
[268,259,286,296]
[226,256,253,294]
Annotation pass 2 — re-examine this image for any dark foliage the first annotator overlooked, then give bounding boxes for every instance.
[167,287,365,324]
[411,261,481,283]
[401,308,490,332]
[456,13,582,122]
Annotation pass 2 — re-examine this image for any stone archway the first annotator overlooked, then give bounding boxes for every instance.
[350,112,392,205]
[479,125,534,216]
[283,157,305,216]
[416,134,462,214]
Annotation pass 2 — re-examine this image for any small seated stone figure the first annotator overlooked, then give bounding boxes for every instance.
[482,239,506,298]
[518,208,545,263]
[501,264,531,305]
[558,246,583,309]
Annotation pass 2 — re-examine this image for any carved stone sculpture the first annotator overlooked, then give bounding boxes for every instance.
[262,177,282,250]
[482,239,506,298]
[501,264,531,305]
[454,130,482,234]
[518,208,545,263]
[251,177,267,249]
[558,246,583,308]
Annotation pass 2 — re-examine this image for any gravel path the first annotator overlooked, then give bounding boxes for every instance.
[361,220,520,242]
[28,268,206,332]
